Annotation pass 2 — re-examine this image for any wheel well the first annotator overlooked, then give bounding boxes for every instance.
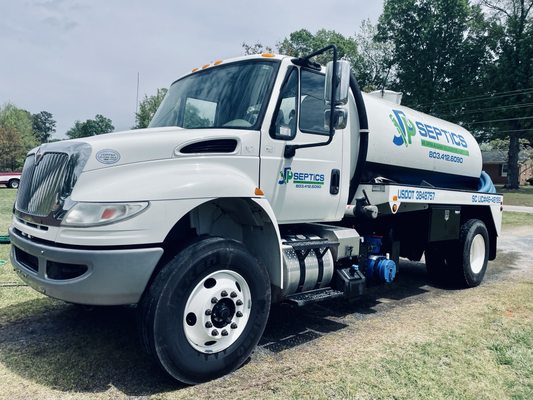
[461,205,498,260]
[147,198,281,293]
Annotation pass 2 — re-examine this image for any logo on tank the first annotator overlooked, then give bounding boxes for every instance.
[390,110,416,147]
[389,109,470,157]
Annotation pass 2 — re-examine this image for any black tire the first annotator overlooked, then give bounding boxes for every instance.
[7,179,19,189]
[454,219,489,288]
[139,237,271,384]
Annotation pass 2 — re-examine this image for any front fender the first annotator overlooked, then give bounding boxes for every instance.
[251,198,283,289]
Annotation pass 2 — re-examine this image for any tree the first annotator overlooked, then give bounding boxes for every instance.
[0,126,25,171]
[242,42,273,55]
[377,0,493,113]
[478,0,533,189]
[0,103,37,171]
[134,88,167,129]
[355,19,395,91]
[277,29,363,74]
[66,114,114,139]
[32,111,56,143]
[243,26,391,90]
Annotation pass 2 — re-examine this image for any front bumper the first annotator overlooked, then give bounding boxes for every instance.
[9,227,164,305]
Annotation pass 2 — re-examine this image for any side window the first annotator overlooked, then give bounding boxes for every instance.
[300,70,328,135]
[270,68,298,140]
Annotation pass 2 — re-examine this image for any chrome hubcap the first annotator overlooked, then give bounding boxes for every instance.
[469,234,485,274]
[183,270,251,353]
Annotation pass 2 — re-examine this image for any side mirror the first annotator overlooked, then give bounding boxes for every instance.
[324,108,348,130]
[325,60,350,106]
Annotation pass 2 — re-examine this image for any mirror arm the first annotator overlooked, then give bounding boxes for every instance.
[291,58,321,70]
[284,134,334,158]
[284,45,338,159]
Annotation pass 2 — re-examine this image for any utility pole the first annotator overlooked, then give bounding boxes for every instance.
[135,72,140,125]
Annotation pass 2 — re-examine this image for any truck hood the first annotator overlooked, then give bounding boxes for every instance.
[32,127,250,172]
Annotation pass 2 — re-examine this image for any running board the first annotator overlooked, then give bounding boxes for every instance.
[284,288,344,306]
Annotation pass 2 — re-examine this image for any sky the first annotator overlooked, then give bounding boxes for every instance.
[0,0,384,138]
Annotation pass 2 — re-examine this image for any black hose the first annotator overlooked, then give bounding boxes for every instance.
[347,73,369,204]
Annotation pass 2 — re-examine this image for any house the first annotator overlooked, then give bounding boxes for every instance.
[482,150,532,185]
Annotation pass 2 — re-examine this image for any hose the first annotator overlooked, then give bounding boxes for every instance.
[348,73,369,203]
[478,171,496,193]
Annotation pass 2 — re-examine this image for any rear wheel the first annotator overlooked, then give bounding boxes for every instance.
[455,219,489,287]
[424,219,489,288]
[139,237,270,384]
[7,179,19,189]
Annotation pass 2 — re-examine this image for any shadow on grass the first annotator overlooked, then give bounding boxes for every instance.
[259,260,433,353]
[0,300,180,396]
[259,252,518,354]
[0,251,518,395]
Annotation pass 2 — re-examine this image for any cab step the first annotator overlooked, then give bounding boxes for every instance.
[285,287,344,306]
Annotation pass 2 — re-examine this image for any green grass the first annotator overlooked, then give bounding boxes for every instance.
[497,185,533,207]
[502,212,533,227]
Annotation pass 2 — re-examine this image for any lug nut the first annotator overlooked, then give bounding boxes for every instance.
[230,291,237,298]
[205,309,212,316]
[236,299,243,306]
[211,329,219,336]
[211,297,218,304]
[221,330,229,336]
[221,290,228,297]
[205,321,213,328]
[231,323,238,329]
[236,311,243,318]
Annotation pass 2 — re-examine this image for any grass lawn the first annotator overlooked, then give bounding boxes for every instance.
[0,188,531,399]
[502,211,533,227]
[497,185,533,207]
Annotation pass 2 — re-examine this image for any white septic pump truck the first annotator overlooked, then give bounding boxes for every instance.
[9,46,503,383]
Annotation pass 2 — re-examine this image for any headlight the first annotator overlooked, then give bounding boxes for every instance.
[62,202,149,226]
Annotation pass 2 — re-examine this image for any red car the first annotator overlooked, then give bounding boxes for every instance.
[0,172,21,188]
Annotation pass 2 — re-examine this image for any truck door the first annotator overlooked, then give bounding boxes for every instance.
[260,66,348,223]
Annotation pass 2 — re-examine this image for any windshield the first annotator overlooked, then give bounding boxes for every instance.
[149,60,279,130]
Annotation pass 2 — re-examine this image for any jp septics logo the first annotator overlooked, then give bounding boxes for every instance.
[278,167,325,189]
[390,110,416,147]
[389,109,470,157]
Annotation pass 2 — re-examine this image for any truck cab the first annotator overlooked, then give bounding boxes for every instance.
[9,47,502,384]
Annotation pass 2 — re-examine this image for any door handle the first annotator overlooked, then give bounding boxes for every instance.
[330,169,340,195]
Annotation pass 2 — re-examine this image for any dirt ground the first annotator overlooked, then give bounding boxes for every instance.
[0,225,531,400]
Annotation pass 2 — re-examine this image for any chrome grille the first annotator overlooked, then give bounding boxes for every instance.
[17,152,70,216]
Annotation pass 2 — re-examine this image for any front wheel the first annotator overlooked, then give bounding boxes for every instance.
[139,237,271,384]
[7,179,19,189]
